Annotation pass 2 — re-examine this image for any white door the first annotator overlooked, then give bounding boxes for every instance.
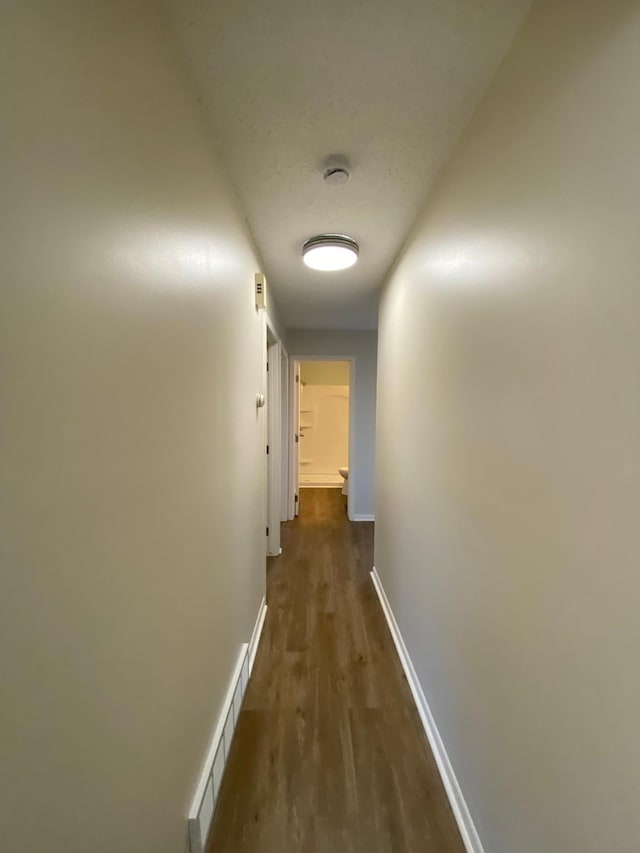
[289,360,301,518]
[280,350,290,522]
[266,339,282,556]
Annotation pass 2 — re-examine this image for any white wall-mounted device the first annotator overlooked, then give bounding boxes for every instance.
[255,272,267,310]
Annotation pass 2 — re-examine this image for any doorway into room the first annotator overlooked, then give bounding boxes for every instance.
[289,358,353,517]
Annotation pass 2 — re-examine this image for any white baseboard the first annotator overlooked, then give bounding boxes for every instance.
[370,568,484,853]
[299,482,342,489]
[349,513,375,522]
[248,597,268,672]
[187,597,268,853]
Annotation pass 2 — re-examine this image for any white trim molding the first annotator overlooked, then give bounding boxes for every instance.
[300,482,343,489]
[248,598,268,672]
[370,568,484,853]
[349,513,375,522]
[187,598,268,853]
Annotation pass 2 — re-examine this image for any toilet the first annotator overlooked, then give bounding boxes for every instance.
[338,467,349,496]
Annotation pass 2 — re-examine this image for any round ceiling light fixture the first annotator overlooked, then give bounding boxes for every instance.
[302,234,359,271]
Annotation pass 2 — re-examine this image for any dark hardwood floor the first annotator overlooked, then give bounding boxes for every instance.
[207,488,465,853]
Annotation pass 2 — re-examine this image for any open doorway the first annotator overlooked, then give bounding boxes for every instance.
[289,358,353,517]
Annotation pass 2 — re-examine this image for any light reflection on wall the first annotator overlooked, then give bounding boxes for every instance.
[111,223,241,289]
[420,233,535,290]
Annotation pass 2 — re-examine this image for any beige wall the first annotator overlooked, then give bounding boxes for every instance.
[0,3,276,852]
[301,360,350,386]
[376,2,640,851]
[288,331,377,519]
[299,384,350,478]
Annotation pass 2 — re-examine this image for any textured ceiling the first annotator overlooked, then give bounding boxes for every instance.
[164,0,531,329]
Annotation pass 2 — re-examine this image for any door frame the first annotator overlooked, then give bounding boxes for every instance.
[265,316,286,556]
[287,355,356,520]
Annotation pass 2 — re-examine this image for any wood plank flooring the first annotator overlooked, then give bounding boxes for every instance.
[207,489,465,853]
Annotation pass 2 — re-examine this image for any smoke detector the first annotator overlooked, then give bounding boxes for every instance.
[323,156,350,186]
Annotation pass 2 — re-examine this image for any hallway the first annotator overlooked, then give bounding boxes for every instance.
[5,3,640,852]
[207,490,464,853]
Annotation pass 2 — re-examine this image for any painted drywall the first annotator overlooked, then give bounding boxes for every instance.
[300,360,350,386]
[375,3,640,852]
[164,0,531,331]
[289,331,377,519]
[0,3,281,852]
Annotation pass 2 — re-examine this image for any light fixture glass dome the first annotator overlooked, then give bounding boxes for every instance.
[302,234,359,271]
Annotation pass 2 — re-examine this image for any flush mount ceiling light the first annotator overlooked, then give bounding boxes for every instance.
[302,234,359,271]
